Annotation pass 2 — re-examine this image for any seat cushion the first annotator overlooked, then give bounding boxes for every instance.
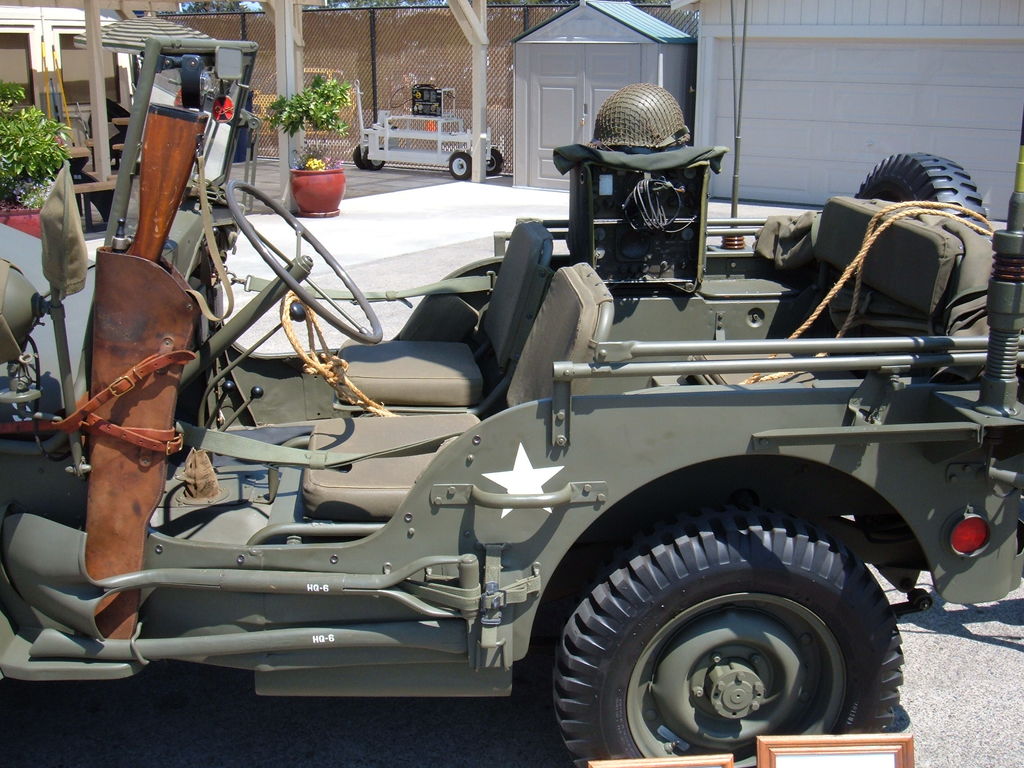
[302,412,480,521]
[340,340,483,407]
[507,263,612,406]
[482,220,553,369]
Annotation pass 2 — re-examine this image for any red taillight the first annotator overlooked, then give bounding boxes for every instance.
[949,514,990,555]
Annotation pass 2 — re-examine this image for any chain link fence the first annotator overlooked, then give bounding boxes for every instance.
[169,3,698,172]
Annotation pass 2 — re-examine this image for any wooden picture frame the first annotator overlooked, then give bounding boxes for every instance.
[587,756,734,768]
[756,734,914,768]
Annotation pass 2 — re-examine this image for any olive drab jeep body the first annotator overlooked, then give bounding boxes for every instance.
[0,36,1022,766]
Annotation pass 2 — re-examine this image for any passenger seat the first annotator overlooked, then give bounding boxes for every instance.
[302,263,614,521]
[338,221,554,408]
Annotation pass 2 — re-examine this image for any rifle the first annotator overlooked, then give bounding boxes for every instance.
[84,104,207,639]
[130,104,209,262]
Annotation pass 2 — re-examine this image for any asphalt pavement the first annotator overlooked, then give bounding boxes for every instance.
[1,578,1021,768]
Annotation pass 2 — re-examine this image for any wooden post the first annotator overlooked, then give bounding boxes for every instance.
[267,0,306,201]
[449,0,489,183]
[84,0,110,182]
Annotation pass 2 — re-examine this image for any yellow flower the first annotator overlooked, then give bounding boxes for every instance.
[304,157,326,171]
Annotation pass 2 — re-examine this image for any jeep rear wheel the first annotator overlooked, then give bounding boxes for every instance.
[553,511,903,766]
[856,152,986,216]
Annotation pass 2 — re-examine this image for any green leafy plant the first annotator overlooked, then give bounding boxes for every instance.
[265,75,351,170]
[0,81,69,209]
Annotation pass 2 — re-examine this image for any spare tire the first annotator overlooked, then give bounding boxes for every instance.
[856,152,987,217]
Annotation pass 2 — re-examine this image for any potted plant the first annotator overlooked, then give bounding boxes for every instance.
[266,74,352,217]
[0,81,69,237]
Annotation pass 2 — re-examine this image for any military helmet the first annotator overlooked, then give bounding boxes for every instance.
[592,82,690,150]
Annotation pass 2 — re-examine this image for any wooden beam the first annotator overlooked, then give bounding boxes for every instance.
[470,0,486,182]
[449,0,488,46]
[0,0,177,9]
[84,0,110,183]
[265,0,306,201]
[448,0,488,182]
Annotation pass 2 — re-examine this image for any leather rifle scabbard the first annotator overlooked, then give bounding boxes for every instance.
[130,105,208,264]
[85,248,197,639]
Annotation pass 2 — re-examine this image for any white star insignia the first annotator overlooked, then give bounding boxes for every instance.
[482,443,565,519]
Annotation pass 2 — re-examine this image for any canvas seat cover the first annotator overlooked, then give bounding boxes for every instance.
[339,220,553,407]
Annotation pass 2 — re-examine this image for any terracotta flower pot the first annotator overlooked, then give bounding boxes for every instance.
[290,168,346,218]
[0,208,42,238]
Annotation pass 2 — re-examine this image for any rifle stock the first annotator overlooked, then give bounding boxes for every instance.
[129,104,209,263]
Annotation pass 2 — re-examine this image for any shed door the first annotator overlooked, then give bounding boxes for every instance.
[527,43,642,190]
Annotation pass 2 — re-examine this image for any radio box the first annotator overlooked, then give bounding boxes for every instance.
[565,150,716,290]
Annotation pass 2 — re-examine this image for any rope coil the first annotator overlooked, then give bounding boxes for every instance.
[744,201,993,384]
[280,291,396,417]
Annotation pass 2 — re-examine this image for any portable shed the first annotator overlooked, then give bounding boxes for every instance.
[513,0,696,190]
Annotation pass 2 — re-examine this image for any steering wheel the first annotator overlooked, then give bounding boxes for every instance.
[225,180,383,344]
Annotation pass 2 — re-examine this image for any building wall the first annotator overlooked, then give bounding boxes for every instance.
[687,0,1024,207]
[697,0,1024,27]
[0,6,123,117]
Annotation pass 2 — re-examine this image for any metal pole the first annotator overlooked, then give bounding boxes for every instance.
[730,0,748,218]
[369,9,379,118]
[722,0,749,250]
[977,108,1024,416]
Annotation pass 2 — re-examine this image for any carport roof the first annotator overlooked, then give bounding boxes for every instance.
[515,0,693,44]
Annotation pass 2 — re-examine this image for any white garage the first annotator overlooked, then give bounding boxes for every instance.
[677,0,1024,213]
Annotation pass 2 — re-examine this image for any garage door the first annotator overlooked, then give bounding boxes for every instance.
[709,38,1023,213]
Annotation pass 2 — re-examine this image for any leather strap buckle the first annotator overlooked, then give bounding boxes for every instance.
[108,374,136,397]
[165,431,184,455]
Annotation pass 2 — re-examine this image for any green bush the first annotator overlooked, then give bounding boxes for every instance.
[0,81,69,207]
[266,75,351,170]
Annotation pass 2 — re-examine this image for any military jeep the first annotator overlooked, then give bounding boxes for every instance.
[0,37,1021,766]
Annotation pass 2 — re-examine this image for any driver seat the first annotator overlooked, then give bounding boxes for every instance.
[301,262,614,521]
[338,221,554,408]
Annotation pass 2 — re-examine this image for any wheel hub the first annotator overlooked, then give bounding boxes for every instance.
[633,596,845,757]
[706,657,766,719]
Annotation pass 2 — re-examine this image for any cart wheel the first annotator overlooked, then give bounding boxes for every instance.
[355,146,385,171]
[448,151,472,181]
[352,145,368,170]
[486,148,504,176]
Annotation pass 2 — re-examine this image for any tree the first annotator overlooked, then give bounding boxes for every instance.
[179,1,248,12]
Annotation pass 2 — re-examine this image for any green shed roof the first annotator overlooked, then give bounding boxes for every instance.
[514,1,694,45]
[589,1,693,43]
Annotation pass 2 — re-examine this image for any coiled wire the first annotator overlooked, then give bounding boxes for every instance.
[622,175,693,233]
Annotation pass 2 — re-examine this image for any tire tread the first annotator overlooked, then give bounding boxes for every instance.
[553,509,903,765]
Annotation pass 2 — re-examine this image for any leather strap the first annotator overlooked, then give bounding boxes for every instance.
[80,413,184,455]
[63,349,196,430]
[0,349,194,454]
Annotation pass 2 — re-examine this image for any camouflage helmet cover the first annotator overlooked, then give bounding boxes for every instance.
[592,82,690,150]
